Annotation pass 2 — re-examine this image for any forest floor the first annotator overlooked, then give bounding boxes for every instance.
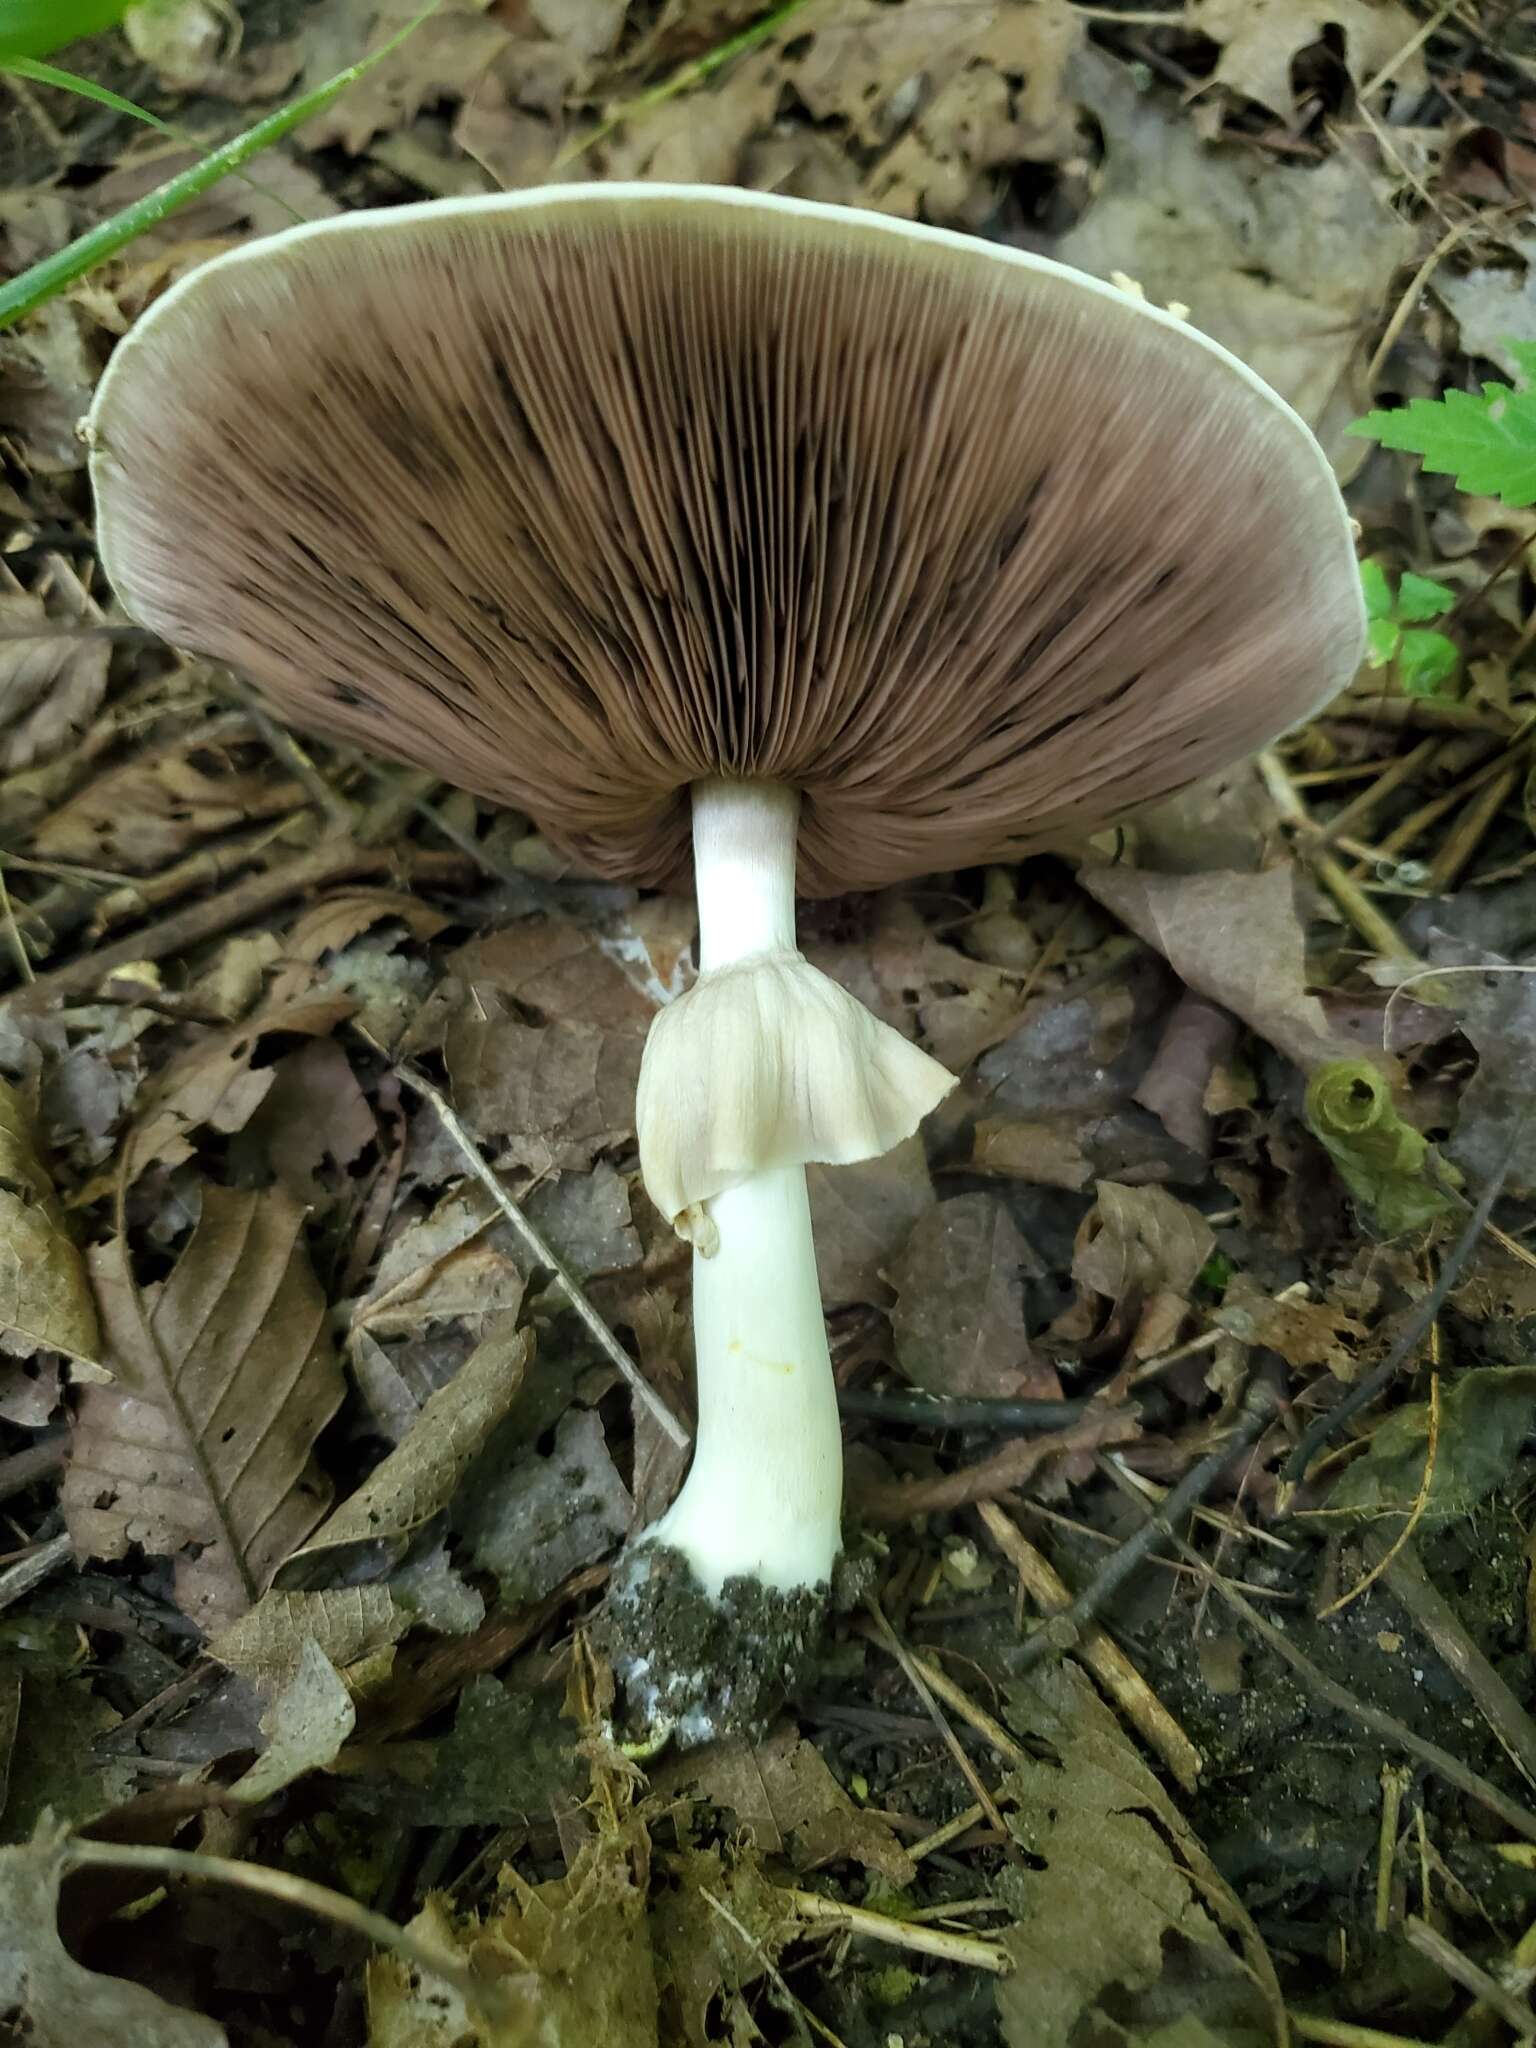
[3,2,1536,2044]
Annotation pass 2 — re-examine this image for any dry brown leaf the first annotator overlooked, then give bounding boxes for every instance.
[0,595,111,776]
[1187,0,1426,125]
[888,1193,1060,1399]
[64,1185,345,1630]
[972,1115,1094,1191]
[409,918,654,1180]
[0,301,96,473]
[280,1323,532,1587]
[0,1836,226,2048]
[244,1039,377,1215]
[806,1135,935,1307]
[595,0,1082,221]
[1057,50,1414,451]
[293,0,514,153]
[0,1078,103,1376]
[122,989,355,1181]
[32,731,305,874]
[208,1584,410,1691]
[1081,861,1374,1076]
[1215,1273,1367,1377]
[1075,1182,1215,1305]
[663,1729,915,1882]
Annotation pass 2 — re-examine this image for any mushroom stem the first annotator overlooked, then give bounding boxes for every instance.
[642,778,842,1595]
[650,1166,842,1595]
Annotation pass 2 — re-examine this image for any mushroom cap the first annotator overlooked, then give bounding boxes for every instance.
[90,184,1363,896]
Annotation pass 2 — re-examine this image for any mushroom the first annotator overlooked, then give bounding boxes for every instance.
[89,184,1365,1740]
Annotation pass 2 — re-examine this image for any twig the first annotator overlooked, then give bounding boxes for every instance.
[1257,751,1414,958]
[852,1408,1137,1521]
[0,1531,73,1614]
[1316,1375,1439,1619]
[1425,765,1520,894]
[782,1888,1010,1974]
[1289,2019,1438,2047]
[864,1600,1015,1844]
[0,844,475,1009]
[840,1389,1095,1431]
[1403,1913,1535,2034]
[215,674,353,833]
[1281,1140,1519,1488]
[976,1500,1203,1792]
[60,1838,518,2023]
[0,1432,67,1505]
[1357,0,1461,97]
[382,1055,688,1452]
[1007,1379,1281,1677]
[907,1802,988,1861]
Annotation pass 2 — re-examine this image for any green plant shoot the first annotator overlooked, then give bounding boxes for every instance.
[1305,1060,1459,1235]
[1359,560,1459,697]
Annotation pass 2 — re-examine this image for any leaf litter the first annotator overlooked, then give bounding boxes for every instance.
[2,2,1536,2045]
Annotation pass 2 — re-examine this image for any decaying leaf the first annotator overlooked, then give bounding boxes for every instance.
[1057,50,1414,449]
[0,592,112,775]
[0,1617,137,1837]
[408,919,654,1182]
[662,1730,915,1883]
[1434,947,1536,1191]
[121,989,356,1181]
[362,1674,580,1827]
[1187,0,1426,126]
[1325,1367,1536,1522]
[806,1135,935,1308]
[207,1585,410,1692]
[64,1186,345,1630]
[230,1636,355,1806]
[1082,862,1377,1076]
[888,1193,1058,1400]
[0,1078,104,1376]
[1214,1273,1367,1379]
[0,1835,227,2048]
[369,1830,658,2048]
[456,1406,633,1604]
[1075,1183,1215,1305]
[32,728,304,874]
[280,1323,532,1587]
[997,1661,1285,2046]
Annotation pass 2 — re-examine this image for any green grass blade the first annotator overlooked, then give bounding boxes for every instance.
[4,54,178,133]
[0,1,439,332]
[0,0,132,63]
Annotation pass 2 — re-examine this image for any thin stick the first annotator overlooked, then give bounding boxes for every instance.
[907,1802,988,1861]
[1289,2020,1436,2048]
[0,857,33,984]
[1257,752,1413,958]
[0,843,475,1009]
[840,1389,1093,1431]
[976,1500,1203,1792]
[0,1531,72,1615]
[1357,0,1461,98]
[782,1888,1010,1973]
[60,1838,517,2022]
[1403,1913,1535,2033]
[865,1599,1014,1841]
[1009,1380,1281,1677]
[1425,766,1519,894]
[387,1055,689,1451]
